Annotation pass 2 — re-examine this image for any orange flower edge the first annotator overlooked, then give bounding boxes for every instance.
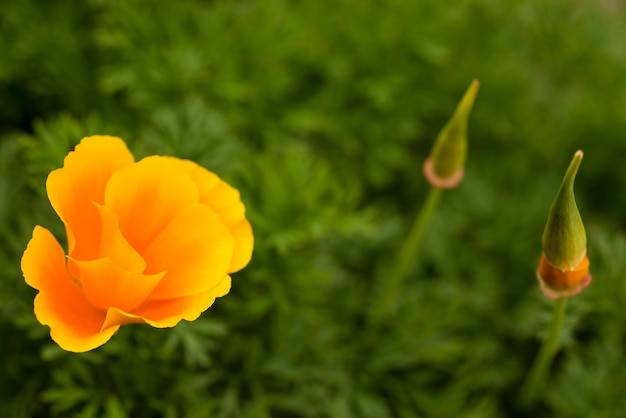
[536,254,592,299]
[22,136,253,352]
[422,158,465,189]
[22,227,119,352]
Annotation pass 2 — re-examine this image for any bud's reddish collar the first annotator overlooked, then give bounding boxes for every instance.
[536,254,592,299]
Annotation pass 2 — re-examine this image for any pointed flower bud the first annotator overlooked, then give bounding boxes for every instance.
[537,150,591,299]
[423,79,480,189]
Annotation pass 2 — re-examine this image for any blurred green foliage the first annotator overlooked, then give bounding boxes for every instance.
[2,0,626,416]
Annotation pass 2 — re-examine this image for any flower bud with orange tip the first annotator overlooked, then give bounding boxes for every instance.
[423,79,480,189]
[537,150,591,299]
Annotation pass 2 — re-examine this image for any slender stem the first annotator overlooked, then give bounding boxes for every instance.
[520,297,568,407]
[369,186,442,324]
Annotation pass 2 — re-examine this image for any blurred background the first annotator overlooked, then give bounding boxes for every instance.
[2,0,626,416]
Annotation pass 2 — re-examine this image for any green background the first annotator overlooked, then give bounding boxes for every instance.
[2,0,626,416]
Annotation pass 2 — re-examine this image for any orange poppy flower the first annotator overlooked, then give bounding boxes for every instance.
[21,136,253,352]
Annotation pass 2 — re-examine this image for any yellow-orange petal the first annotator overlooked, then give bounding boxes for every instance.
[72,257,166,313]
[163,158,221,201]
[203,181,254,272]
[100,307,148,332]
[21,226,117,352]
[144,275,231,327]
[536,254,592,299]
[202,180,246,225]
[164,157,253,272]
[227,219,254,273]
[46,136,135,261]
[104,156,200,255]
[100,276,232,330]
[94,204,146,273]
[143,203,234,299]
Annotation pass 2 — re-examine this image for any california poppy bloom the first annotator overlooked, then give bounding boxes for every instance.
[22,136,253,352]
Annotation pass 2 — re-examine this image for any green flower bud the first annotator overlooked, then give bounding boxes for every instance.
[537,150,591,299]
[423,79,480,189]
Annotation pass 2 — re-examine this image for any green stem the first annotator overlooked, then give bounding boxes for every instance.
[369,186,442,324]
[520,297,568,407]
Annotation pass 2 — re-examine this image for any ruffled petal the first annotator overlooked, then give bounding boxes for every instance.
[104,156,200,255]
[163,158,221,199]
[100,276,231,330]
[227,219,254,273]
[203,181,253,272]
[21,226,117,352]
[201,180,246,225]
[143,275,231,327]
[143,204,234,299]
[72,257,166,313]
[163,157,253,272]
[100,308,147,332]
[94,204,146,273]
[46,136,135,261]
